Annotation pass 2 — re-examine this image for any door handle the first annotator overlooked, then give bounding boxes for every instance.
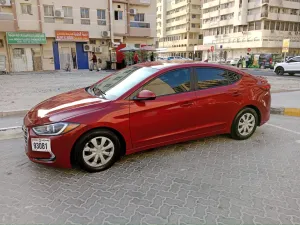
[181,102,194,107]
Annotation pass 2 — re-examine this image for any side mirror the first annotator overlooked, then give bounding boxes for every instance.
[134,90,156,101]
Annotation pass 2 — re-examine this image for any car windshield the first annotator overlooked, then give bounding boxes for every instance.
[89,66,158,100]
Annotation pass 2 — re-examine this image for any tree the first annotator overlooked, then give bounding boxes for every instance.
[123,52,134,66]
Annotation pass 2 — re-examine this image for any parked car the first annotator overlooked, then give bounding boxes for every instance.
[167,56,191,60]
[258,53,283,69]
[274,56,300,75]
[24,62,271,172]
[229,58,241,66]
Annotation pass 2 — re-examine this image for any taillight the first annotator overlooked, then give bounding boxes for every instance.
[256,76,271,91]
[270,58,273,64]
[260,83,271,91]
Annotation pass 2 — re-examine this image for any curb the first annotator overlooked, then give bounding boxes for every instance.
[270,107,300,117]
[0,110,28,118]
[0,126,23,141]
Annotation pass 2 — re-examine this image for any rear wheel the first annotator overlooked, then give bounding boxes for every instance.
[231,108,258,140]
[75,129,121,172]
[275,67,284,75]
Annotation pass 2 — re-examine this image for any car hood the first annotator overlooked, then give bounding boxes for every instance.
[26,88,111,125]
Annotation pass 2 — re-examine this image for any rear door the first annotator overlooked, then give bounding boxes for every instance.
[193,67,244,133]
[285,56,300,72]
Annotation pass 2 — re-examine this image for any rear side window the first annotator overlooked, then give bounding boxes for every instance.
[195,68,241,90]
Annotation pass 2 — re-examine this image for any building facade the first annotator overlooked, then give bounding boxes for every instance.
[0,0,156,72]
[202,0,300,60]
[157,0,203,59]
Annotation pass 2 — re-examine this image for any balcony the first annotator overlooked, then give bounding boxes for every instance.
[130,22,151,37]
[269,0,300,8]
[129,0,151,6]
[219,19,234,26]
[220,0,234,4]
[267,12,300,21]
[166,27,188,35]
[220,8,234,15]
[202,10,219,19]
[203,0,219,9]
[0,12,15,32]
[166,10,187,20]
[247,13,261,21]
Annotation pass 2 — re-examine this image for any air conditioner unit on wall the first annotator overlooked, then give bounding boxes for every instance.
[129,9,137,15]
[54,9,64,18]
[0,0,11,6]
[83,44,94,52]
[95,46,102,53]
[101,31,110,38]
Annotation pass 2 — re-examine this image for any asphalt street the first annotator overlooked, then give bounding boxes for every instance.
[1,115,300,224]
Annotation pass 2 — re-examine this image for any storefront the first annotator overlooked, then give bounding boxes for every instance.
[6,32,46,72]
[53,31,89,70]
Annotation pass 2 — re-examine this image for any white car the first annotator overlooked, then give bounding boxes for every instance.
[229,58,241,66]
[274,56,300,76]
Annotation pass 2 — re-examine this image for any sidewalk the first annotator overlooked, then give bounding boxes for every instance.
[271,91,300,117]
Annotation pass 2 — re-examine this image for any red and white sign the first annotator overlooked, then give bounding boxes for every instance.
[55,31,89,42]
[211,46,214,52]
[247,48,251,52]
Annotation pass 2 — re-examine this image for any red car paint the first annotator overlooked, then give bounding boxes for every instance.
[24,62,271,169]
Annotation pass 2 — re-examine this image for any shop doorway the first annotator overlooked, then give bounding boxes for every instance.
[60,47,72,71]
[12,48,33,72]
[76,42,89,69]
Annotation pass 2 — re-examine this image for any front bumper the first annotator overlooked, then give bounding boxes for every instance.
[23,125,82,169]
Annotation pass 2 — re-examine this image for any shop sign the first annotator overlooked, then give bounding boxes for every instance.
[282,39,290,53]
[6,32,46,44]
[55,31,89,42]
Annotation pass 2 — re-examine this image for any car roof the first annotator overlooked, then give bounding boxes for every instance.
[136,61,244,73]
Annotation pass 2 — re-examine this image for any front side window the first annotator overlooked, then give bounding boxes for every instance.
[195,68,240,89]
[289,57,300,62]
[21,4,32,15]
[142,68,191,97]
[90,66,158,100]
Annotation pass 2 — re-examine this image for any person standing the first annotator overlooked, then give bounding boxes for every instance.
[150,52,154,61]
[90,52,99,71]
[72,52,77,69]
[133,52,139,64]
[245,53,250,68]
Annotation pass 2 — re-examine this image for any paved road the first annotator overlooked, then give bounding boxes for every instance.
[1,115,300,224]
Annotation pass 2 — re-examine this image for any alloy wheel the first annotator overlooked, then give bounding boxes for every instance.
[237,113,256,136]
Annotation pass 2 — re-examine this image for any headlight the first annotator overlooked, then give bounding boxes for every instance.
[32,122,80,136]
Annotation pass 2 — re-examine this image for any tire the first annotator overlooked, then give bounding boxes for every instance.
[230,108,258,140]
[275,67,284,75]
[288,73,295,76]
[74,129,121,172]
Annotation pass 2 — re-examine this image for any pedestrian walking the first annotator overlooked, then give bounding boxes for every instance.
[90,52,99,71]
[245,53,250,68]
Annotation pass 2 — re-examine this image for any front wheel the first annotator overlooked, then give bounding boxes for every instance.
[74,129,121,172]
[231,108,258,140]
[275,67,284,75]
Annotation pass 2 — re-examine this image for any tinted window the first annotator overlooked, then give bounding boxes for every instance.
[143,68,191,97]
[195,68,240,90]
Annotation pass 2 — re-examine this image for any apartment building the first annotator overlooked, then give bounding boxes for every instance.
[157,0,203,59]
[202,0,300,60]
[0,0,156,72]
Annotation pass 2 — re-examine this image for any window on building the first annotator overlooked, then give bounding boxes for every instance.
[81,8,90,18]
[62,6,73,18]
[248,22,255,31]
[276,21,280,30]
[280,22,284,31]
[192,23,196,28]
[81,8,90,25]
[134,13,145,22]
[62,6,73,24]
[114,11,123,20]
[97,9,106,25]
[44,5,54,17]
[264,21,270,30]
[285,22,289,31]
[21,4,32,15]
[142,69,191,97]
[255,21,261,30]
[294,23,298,31]
[195,68,240,90]
[270,21,275,30]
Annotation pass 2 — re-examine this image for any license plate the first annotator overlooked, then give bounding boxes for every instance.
[31,138,51,152]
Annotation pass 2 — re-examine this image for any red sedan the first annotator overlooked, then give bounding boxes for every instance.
[23,62,271,172]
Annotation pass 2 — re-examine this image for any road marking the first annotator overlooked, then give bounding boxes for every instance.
[266,123,300,135]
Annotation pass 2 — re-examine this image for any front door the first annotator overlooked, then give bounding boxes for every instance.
[129,68,198,149]
[12,48,29,72]
[76,42,89,69]
[193,67,244,133]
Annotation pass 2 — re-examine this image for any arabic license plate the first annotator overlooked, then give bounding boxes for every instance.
[31,138,51,152]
